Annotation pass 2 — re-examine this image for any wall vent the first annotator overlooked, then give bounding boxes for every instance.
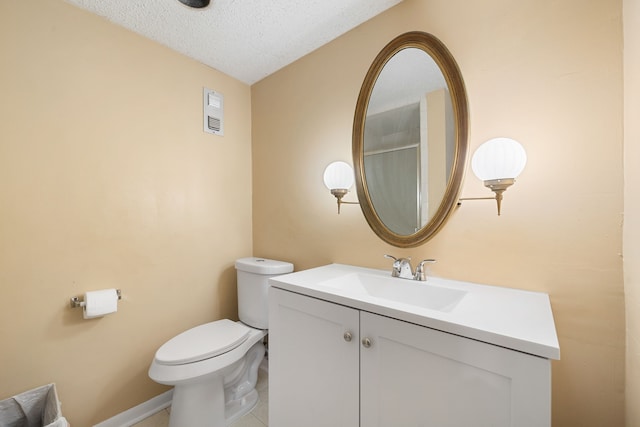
[203,88,224,136]
[208,115,221,132]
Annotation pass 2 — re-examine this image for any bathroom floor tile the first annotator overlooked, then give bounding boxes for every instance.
[230,413,267,427]
[251,388,268,425]
[132,408,170,427]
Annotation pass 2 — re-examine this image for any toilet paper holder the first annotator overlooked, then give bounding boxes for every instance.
[70,289,122,309]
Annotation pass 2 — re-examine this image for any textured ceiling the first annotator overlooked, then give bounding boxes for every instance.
[64,0,403,85]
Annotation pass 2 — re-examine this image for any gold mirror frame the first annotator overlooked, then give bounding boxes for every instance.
[353,31,469,248]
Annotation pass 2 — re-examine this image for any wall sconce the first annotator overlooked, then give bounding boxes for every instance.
[460,137,527,215]
[323,161,359,214]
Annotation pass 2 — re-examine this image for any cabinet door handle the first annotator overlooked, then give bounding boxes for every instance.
[343,331,353,342]
[362,337,372,348]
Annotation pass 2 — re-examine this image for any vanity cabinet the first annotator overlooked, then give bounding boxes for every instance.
[269,287,551,427]
[269,287,360,426]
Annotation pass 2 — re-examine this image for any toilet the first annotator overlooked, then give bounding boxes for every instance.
[148,257,293,427]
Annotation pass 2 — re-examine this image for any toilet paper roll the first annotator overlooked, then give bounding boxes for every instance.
[83,289,119,319]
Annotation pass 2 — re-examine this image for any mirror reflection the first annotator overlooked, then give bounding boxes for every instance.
[353,31,468,247]
[364,47,454,235]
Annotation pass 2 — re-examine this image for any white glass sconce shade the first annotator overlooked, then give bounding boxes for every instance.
[471,137,527,181]
[323,161,354,190]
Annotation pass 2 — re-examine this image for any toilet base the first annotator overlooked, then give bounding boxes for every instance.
[170,375,226,427]
[167,341,265,427]
[225,388,259,425]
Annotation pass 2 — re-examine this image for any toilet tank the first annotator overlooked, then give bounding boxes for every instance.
[235,257,293,329]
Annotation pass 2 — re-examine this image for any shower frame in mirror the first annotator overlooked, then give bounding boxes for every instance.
[353,31,469,248]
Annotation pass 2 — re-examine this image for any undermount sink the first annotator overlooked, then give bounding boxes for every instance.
[320,272,467,312]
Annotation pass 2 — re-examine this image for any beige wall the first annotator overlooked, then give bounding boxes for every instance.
[625,0,640,425]
[253,0,625,425]
[0,0,252,425]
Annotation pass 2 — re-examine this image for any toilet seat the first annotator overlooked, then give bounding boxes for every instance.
[155,319,251,365]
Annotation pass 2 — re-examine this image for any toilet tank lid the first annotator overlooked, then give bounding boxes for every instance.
[235,257,293,275]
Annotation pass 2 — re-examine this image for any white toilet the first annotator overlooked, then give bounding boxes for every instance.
[148,257,293,427]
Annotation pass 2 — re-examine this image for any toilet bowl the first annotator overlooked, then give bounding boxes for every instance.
[148,257,293,427]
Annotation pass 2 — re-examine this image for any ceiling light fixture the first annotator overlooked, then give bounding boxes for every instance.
[177,0,210,8]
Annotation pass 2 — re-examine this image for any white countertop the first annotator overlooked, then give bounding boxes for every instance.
[269,263,560,360]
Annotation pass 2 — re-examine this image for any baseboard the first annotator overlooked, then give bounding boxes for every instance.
[93,389,173,427]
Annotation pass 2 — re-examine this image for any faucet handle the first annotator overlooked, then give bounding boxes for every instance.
[384,254,400,277]
[414,259,436,281]
[384,254,404,277]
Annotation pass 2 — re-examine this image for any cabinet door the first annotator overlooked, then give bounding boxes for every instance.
[269,288,360,427]
[360,312,551,427]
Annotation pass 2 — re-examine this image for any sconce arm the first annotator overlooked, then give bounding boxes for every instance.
[458,178,515,216]
[458,196,495,201]
[330,189,359,214]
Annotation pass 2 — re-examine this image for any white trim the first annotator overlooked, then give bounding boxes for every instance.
[93,389,173,427]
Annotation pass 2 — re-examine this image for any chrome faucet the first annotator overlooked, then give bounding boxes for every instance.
[384,255,436,281]
[384,254,414,279]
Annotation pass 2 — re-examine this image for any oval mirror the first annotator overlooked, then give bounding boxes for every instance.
[353,31,468,247]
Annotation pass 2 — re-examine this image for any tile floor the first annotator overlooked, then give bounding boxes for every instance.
[132,369,269,427]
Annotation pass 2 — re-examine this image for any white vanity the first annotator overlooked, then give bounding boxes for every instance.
[268,263,560,427]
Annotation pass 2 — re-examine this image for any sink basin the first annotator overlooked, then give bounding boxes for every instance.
[320,272,467,312]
